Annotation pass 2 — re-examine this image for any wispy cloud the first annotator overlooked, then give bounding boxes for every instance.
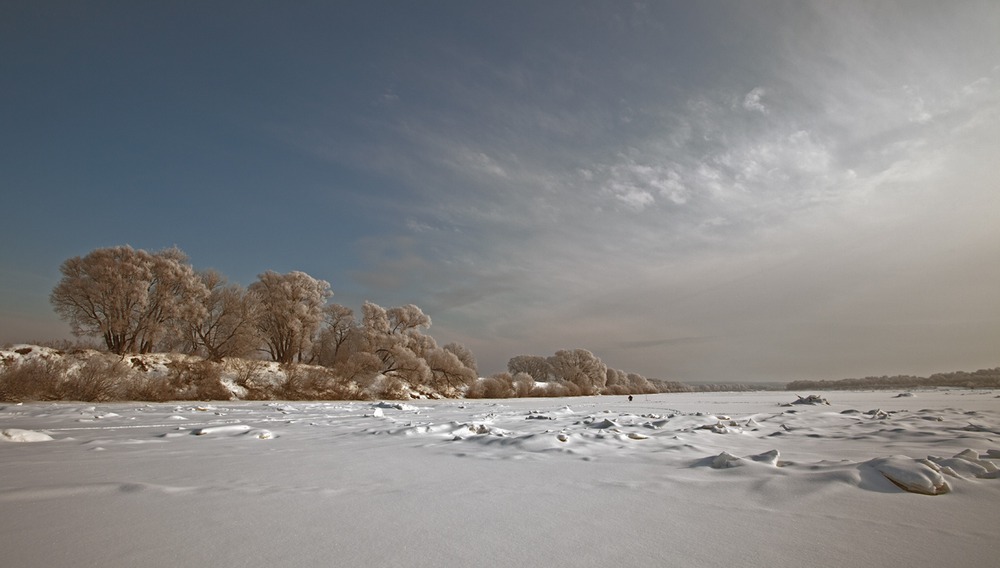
[182,2,1000,380]
[742,87,768,113]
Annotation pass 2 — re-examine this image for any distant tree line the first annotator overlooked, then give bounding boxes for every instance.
[786,368,1000,391]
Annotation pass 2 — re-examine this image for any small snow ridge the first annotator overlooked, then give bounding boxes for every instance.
[696,420,744,434]
[927,449,999,479]
[710,449,780,469]
[1,429,54,442]
[587,418,620,430]
[866,456,951,495]
[373,402,418,411]
[711,452,744,469]
[192,424,251,436]
[784,395,830,406]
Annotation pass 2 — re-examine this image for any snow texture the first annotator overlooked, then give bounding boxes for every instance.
[2,389,999,567]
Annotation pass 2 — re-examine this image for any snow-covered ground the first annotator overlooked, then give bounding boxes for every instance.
[2,389,998,567]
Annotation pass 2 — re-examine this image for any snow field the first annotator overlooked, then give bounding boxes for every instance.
[1,389,998,567]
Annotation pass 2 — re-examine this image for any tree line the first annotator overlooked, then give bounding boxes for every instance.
[786,368,1000,391]
[49,245,478,395]
[47,245,666,398]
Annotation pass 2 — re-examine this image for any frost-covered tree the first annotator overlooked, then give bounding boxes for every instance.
[508,355,554,381]
[443,342,477,377]
[424,344,477,391]
[51,245,208,355]
[626,372,657,394]
[187,270,262,361]
[313,303,356,367]
[360,301,431,385]
[249,270,331,364]
[547,349,608,395]
[352,302,476,393]
[603,368,657,394]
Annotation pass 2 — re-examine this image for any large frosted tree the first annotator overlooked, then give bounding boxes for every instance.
[547,349,608,395]
[50,245,208,355]
[348,302,476,392]
[249,270,331,364]
[186,270,263,361]
[508,355,554,381]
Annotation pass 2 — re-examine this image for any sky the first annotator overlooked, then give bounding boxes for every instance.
[1,1,998,382]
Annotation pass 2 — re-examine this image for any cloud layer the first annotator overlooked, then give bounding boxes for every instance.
[2,2,998,381]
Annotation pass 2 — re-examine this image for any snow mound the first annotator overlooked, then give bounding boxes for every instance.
[750,449,781,466]
[1,429,54,442]
[373,402,418,411]
[192,424,252,436]
[926,449,999,479]
[711,451,743,468]
[785,394,830,406]
[697,421,743,434]
[587,418,620,429]
[711,449,780,469]
[866,456,951,495]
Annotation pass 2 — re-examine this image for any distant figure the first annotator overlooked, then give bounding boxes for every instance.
[628,395,633,402]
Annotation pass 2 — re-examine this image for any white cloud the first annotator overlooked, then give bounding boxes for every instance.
[279,2,1000,380]
[742,87,768,113]
[609,183,655,211]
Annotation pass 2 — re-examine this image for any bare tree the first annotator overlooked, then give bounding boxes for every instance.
[249,270,331,364]
[187,270,262,361]
[51,246,208,355]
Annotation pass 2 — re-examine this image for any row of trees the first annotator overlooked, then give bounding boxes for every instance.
[50,246,478,394]
[786,368,1000,391]
[506,349,659,395]
[50,246,675,398]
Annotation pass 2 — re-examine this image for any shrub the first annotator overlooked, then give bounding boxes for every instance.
[119,375,176,402]
[375,375,410,400]
[58,358,131,402]
[229,358,273,400]
[165,360,231,400]
[467,374,515,399]
[0,358,65,401]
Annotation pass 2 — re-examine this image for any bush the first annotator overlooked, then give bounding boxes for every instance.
[58,358,131,402]
[277,365,325,400]
[0,358,65,401]
[467,374,515,399]
[375,375,410,400]
[165,360,231,400]
[119,375,176,402]
[240,364,367,401]
[227,358,272,400]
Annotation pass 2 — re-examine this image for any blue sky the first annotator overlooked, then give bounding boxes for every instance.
[2,1,998,382]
